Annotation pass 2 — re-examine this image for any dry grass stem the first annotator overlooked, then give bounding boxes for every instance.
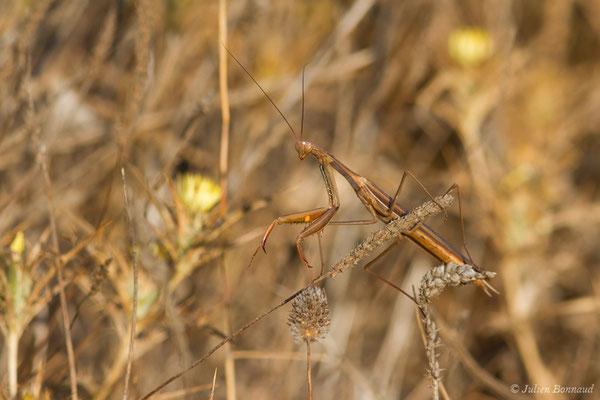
[39,145,78,400]
[209,368,218,400]
[420,305,441,400]
[120,168,138,400]
[218,0,231,216]
[306,341,313,400]
[218,2,236,398]
[329,194,454,276]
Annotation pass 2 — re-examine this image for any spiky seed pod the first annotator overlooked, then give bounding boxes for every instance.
[420,304,442,399]
[288,286,331,344]
[419,262,497,303]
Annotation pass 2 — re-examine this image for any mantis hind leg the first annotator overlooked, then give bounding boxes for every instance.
[442,184,499,296]
[317,232,325,276]
[443,183,475,266]
[363,237,417,304]
[384,170,448,220]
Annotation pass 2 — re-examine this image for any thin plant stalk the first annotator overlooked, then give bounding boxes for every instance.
[306,341,313,400]
[40,144,78,400]
[28,29,78,394]
[221,255,237,400]
[7,330,18,399]
[219,0,236,399]
[121,168,138,400]
[209,368,218,400]
[218,0,230,216]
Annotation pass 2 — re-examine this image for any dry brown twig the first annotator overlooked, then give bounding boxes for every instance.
[140,193,496,398]
[39,144,79,400]
[209,368,218,400]
[121,168,138,400]
[30,51,80,398]
[219,1,236,399]
[119,0,154,396]
[218,0,230,217]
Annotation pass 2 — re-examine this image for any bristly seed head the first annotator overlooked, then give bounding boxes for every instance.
[288,286,331,344]
[419,262,496,303]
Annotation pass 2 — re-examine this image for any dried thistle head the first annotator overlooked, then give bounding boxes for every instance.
[90,258,111,293]
[288,286,331,344]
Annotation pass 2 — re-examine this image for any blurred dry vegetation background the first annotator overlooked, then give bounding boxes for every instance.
[0,0,599,399]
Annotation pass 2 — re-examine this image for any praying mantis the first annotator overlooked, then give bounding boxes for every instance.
[227,47,495,296]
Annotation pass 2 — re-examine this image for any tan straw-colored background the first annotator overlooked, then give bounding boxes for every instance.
[1,1,599,399]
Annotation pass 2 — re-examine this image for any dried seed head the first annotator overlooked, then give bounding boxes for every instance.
[421,304,442,390]
[419,262,497,303]
[90,258,111,293]
[288,286,331,344]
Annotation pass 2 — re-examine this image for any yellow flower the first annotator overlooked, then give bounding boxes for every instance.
[9,231,25,256]
[448,27,494,68]
[177,174,222,214]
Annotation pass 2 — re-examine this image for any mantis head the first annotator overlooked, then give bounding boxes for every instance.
[295,140,313,160]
